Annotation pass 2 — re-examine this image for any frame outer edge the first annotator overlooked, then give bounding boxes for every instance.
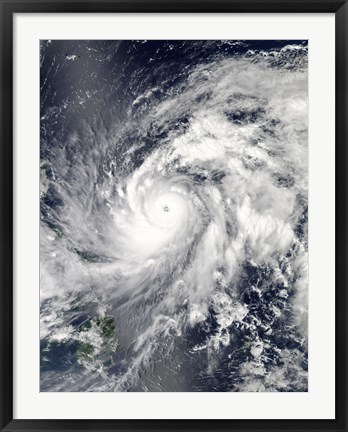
[335,2,348,430]
[1,1,347,432]
[0,0,346,13]
[1,2,14,432]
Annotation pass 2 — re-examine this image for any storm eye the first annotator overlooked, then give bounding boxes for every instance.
[163,206,169,212]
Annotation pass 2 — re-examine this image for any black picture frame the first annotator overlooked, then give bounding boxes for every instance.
[1,0,347,431]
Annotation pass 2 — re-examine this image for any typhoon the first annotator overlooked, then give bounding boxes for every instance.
[40,40,308,392]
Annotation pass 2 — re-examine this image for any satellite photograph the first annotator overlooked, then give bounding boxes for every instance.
[40,40,308,392]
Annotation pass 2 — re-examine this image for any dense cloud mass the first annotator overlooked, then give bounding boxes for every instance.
[40,40,308,392]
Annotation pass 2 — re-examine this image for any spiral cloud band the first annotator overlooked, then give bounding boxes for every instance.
[40,40,308,392]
